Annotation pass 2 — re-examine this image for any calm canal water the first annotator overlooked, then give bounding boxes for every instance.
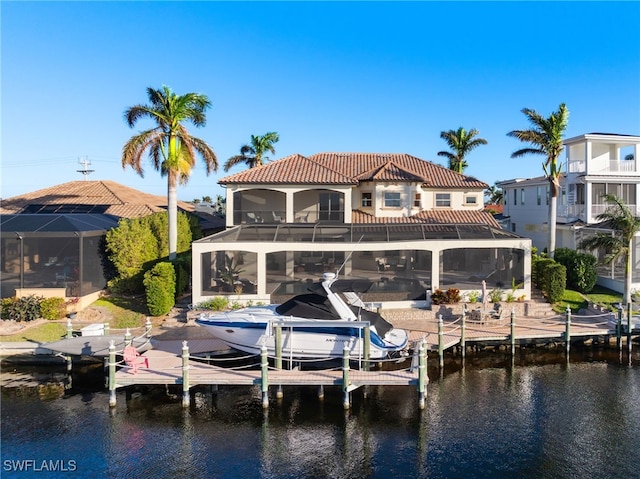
[2,349,640,479]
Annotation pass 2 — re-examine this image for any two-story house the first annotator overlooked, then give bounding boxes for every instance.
[498,133,640,294]
[192,153,532,306]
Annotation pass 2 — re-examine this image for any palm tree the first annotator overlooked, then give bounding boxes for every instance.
[437,127,488,174]
[224,132,280,171]
[507,103,569,258]
[122,85,218,260]
[485,184,503,205]
[578,194,640,306]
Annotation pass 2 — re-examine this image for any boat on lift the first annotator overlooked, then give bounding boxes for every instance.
[195,272,409,359]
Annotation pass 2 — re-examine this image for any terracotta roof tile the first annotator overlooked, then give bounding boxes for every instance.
[0,180,195,218]
[219,154,355,185]
[219,152,487,188]
[352,209,499,228]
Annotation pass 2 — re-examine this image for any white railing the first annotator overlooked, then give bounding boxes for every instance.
[591,204,640,218]
[566,159,638,175]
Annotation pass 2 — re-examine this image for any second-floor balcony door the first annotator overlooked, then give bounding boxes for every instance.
[319,192,343,221]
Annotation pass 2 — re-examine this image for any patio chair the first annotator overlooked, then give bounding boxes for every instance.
[247,212,262,223]
[272,211,284,223]
[123,346,149,374]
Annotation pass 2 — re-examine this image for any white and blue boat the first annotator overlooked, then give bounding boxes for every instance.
[195,273,409,359]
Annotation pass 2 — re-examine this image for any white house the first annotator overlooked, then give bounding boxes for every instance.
[498,133,640,294]
[192,153,531,307]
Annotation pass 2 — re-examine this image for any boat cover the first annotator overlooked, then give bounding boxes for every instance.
[275,291,394,338]
[306,279,373,295]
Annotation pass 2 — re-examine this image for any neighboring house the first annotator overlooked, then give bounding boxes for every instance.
[498,133,640,294]
[0,180,224,304]
[192,153,532,306]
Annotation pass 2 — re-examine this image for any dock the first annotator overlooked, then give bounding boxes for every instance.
[5,305,636,413]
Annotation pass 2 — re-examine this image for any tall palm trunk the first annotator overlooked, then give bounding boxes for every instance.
[168,173,178,261]
[548,178,560,257]
[625,238,632,305]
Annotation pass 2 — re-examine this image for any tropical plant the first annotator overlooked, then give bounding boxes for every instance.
[143,262,176,316]
[578,194,640,305]
[224,132,280,171]
[485,184,503,205]
[489,288,503,303]
[466,290,480,303]
[507,103,569,258]
[437,127,488,174]
[122,85,218,260]
[218,255,245,292]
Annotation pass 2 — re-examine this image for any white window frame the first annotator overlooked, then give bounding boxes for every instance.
[361,192,372,208]
[384,191,402,208]
[435,193,451,208]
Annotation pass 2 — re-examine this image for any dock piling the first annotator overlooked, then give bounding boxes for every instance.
[565,306,572,356]
[108,340,116,407]
[627,303,633,356]
[342,346,350,410]
[617,306,623,351]
[66,318,73,339]
[510,308,516,357]
[124,329,132,347]
[460,307,466,361]
[418,341,427,410]
[437,315,444,370]
[181,341,190,408]
[261,346,269,409]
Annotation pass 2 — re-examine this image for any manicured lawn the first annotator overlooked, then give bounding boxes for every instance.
[91,296,148,329]
[553,285,623,314]
[0,322,68,343]
[1,295,151,342]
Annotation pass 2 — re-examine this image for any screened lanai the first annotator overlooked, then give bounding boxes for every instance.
[0,214,118,300]
[191,223,532,306]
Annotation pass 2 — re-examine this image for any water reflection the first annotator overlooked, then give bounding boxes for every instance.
[2,349,640,478]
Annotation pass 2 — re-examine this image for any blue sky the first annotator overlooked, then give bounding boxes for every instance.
[2,1,639,202]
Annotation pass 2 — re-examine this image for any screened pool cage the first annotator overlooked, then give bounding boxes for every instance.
[192,223,532,306]
[0,214,118,300]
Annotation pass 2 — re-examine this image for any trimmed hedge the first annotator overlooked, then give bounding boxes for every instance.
[143,262,176,316]
[40,297,67,320]
[554,247,597,293]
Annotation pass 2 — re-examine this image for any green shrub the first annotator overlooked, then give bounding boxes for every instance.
[544,262,567,303]
[489,288,503,303]
[1,297,16,320]
[143,262,176,316]
[40,297,66,320]
[6,295,42,322]
[173,254,191,298]
[466,291,480,303]
[553,247,576,268]
[534,258,556,290]
[572,253,597,293]
[198,297,229,311]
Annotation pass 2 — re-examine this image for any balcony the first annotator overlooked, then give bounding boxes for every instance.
[567,159,638,175]
[591,204,639,218]
[234,208,345,224]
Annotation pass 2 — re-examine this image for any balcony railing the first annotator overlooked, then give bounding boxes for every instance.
[591,204,639,218]
[234,210,286,224]
[567,159,638,175]
[234,209,345,224]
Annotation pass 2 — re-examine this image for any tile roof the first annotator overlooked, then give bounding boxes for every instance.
[220,152,488,188]
[352,209,500,228]
[0,180,195,219]
[219,154,356,185]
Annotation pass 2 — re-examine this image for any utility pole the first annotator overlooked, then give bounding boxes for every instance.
[77,156,95,180]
